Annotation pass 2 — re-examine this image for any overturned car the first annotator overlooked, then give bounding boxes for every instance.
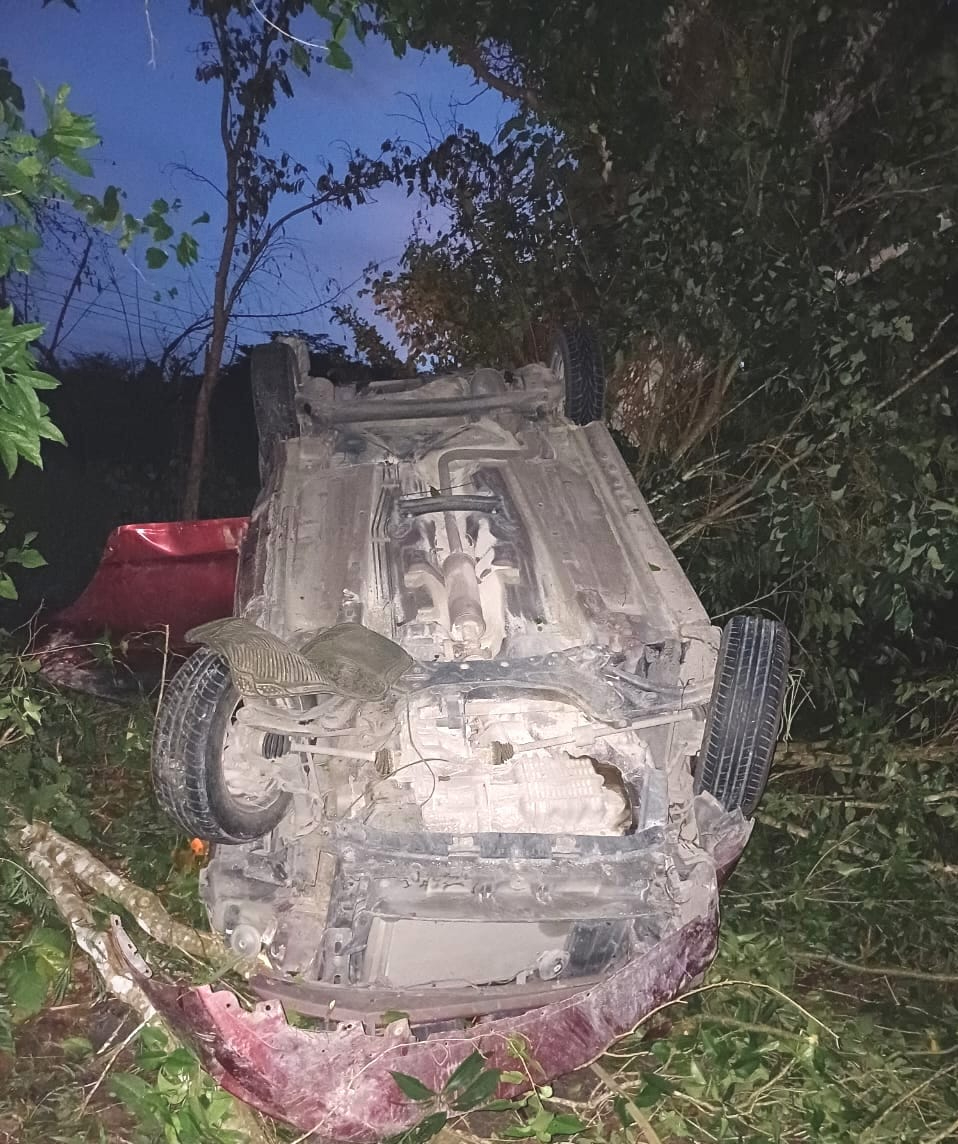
[131,332,786,1139]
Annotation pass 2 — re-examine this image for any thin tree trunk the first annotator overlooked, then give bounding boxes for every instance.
[181,323,228,520]
[180,10,241,521]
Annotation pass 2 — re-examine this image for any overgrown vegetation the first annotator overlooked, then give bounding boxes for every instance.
[0,46,197,602]
[359,0,958,730]
[2,1,957,1141]
[0,644,956,1142]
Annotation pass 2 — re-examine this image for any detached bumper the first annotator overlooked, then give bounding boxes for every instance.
[131,911,718,1143]
[32,518,247,696]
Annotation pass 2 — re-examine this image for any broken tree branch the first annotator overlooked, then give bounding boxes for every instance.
[792,951,958,986]
[4,813,270,1142]
[590,1061,664,1144]
[19,818,224,961]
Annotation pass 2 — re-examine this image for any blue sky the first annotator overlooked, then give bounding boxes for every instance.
[7,2,506,362]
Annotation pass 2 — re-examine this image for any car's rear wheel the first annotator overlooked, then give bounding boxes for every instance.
[152,648,291,844]
[694,615,790,815]
[549,325,606,425]
[250,341,301,480]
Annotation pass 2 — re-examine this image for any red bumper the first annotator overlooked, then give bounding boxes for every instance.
[129,911,717,1142]
[32,518,247,695]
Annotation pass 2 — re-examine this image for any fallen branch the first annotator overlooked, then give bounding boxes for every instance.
[775,741,957,768]
[590,1061,664,1144]
[12,825,157,1020]
[19,818,223,961]
[3,814,269,1142]
[755,814,958,878]
[793,951,958,986]
[685,1013,807,1043]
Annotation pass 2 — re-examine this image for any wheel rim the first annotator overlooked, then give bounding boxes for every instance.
[550,346,566,385]
[222,702,280,809]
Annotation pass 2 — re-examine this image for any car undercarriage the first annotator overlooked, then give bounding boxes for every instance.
[37,331,788,1140]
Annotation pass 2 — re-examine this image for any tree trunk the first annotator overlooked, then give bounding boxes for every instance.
[181,169,235,521]
[180,7,241,521]
[181,345,222,520]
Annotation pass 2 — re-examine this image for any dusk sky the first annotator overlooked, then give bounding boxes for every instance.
[7,2,508,362]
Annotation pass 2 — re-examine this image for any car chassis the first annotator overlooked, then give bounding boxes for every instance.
[40,334,786,1141]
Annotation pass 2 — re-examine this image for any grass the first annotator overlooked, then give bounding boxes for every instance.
[1,651,956,1143]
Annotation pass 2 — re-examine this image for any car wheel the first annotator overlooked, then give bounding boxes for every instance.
[250,341,300,480]
[549,325,606,425]
[151,648,292,844]
[694,615,790,815]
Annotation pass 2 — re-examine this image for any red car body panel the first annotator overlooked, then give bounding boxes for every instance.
[33,518,248,694]
[124,910,720,1143]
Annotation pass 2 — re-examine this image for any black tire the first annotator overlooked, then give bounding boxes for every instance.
[694,615,790,816]
[549,325,606,425]
[250,342,300,481]
[151,648,291,844]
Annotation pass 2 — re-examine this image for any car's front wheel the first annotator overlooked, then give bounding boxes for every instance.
[694,615,790,815]
[152,648,292,844]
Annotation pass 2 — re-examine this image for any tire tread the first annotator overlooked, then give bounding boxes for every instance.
[151,649,290,844]
[552,325,606,425]
[695,615,790,815]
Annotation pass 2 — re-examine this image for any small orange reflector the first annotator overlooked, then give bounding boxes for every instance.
[190,838,208,856]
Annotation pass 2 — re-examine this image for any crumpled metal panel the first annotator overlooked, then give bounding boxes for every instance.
[129,908,720,1143]
[33,518,248,695]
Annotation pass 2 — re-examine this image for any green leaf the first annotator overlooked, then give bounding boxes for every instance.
[149,218,174,242]
[24,926,70,961]
[547,1113,587,1135]
[58,152,93,177]
[0,435,18,477]
[145,247,168,269]
[291,41,309,72]
[110,1072,157,1119]
[2,950,48,1018]
[390,1071,436,1102]
[412,1112,448,1142]
[452,1068,502,1111]
[191,211,210,225]
[443,1050,485,1095]
[139,1025,169,1053]
[62,1035,93,1059]
[15,547,46,569]
[325,40,352,70]
[100,184,121,223]
[175,232,199,267]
